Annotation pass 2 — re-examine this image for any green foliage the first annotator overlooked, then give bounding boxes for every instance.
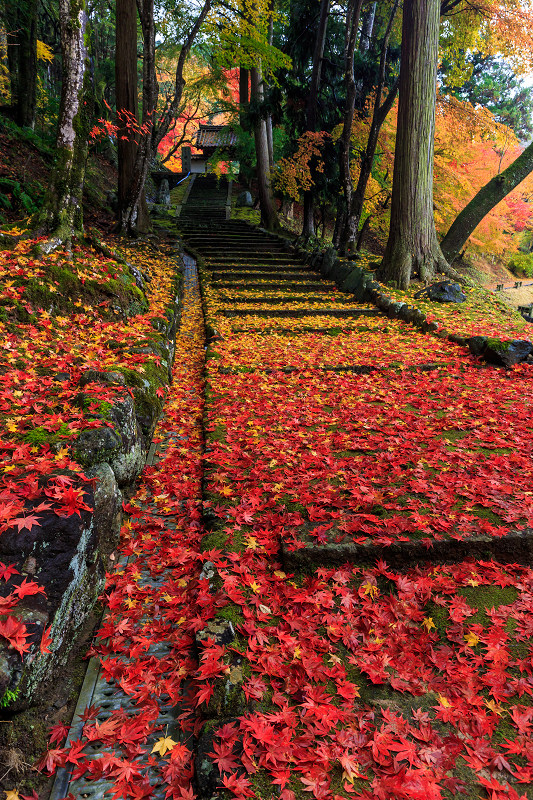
[0,685,21,708]
[0,177,43,218]
[440,54,533,139]
[507,251,533,277]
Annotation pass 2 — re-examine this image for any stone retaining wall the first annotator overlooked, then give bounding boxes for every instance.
[0,258,184,711]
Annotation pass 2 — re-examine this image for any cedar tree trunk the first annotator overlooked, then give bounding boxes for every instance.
[116,0,148,229]
[440,139,533,263]
[301,0,330,239]
[341,0,399,252]
[337,0,364,250]
[4,0,38,127]
[250,64,280,231]
[38,0,90,246]
[117,0,157,234]
[378,0,447,288]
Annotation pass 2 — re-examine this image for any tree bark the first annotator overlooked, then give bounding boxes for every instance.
[440,140,533,264]
[301,0,330,239]
[116,0,142,226]
[337,0,364,250]
[117,0,157,234]
[239,67,249,126]
[359,2,376,51]
[17,0,38,127]
[341,0,399,252]
[250,64,280,231]
[4,0,38,127]
[378,0,447,289]
[37,0,90,246]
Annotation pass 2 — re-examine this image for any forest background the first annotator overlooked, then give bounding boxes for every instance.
[3,0,533,290]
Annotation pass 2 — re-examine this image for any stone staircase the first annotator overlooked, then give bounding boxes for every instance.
[178,176,380,327]
[178,173,229,225]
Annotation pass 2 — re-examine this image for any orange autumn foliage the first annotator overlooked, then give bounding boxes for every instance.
[342,91,533,262]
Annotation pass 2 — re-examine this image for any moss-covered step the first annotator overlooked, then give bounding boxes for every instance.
[203,257,307,267]
[215,294,349,304]
[281,525,533,570]
[222,307,382,318]
[210,270,315,281]
[209,267,314,277]
[213,282,334,291]
[188,241,293,250]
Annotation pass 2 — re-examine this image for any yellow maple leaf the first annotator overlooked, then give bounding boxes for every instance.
[151,736,177,756]
[361,582,379,599]
[422,617,436,632]
[5,790,21,800]
[464,631,480,647]
[249,580,260,593]
[438,694,451,708]
[484,698,503,715]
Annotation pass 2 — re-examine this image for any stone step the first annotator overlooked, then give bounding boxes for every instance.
[210,270,315,281]
[222,308,381,318]
[190,245,293,254]
[208,264,314,272]
[281,527,533,571]
[204,259,306,268]
[213,282,333,291]
[185,239,294,249]
[202,252,298,260]
[217,295,344,304]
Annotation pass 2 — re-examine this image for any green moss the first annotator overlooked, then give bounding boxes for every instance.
[251,769,278,799]
[201,526,246,554]
[114,361,167,434]
[208,425,227,443]
[486,337,511,351]
[458,585,518,626]
[24,422,73,446]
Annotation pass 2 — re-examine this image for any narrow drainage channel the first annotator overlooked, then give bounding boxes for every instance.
[50,251,204,800]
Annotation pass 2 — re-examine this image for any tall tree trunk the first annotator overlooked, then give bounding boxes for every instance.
[337,0,364,250]
[37,0,90,246]
[378,0,447,289]
[116,0,143,227]
[301,0,330,239]
[4,0,38,127]
[354,1,376,104]
[17,0,38,127]
[359,1,376,51]
[239,67,249,126]
[341,0,399,252]
[440,140,533,264]
[265,11,274,169]
[117,0,157,234]
[250,64,280,231]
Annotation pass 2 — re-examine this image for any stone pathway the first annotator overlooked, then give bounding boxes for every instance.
[179,177,533,800]
[50,177,533,800]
